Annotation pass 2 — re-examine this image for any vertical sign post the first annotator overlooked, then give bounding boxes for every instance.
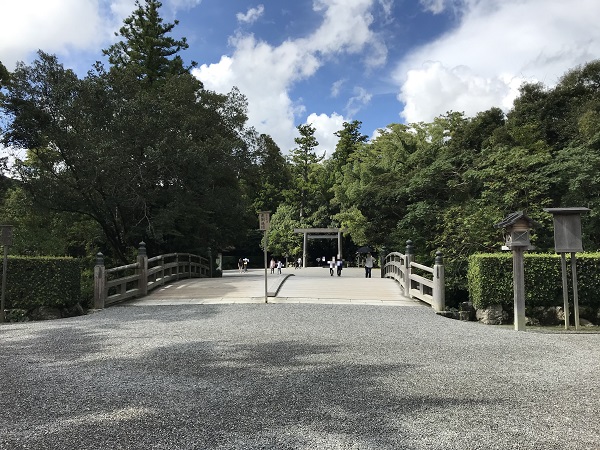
[258,211,271,304]
[0,225,14,323]
[543,207,590,330]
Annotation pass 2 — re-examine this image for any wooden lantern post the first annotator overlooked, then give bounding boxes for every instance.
[495,212,538,331]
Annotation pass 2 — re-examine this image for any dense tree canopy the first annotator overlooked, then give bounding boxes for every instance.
[1,1,255,262]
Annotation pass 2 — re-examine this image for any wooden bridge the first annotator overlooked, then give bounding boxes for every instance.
[93,241,445,311]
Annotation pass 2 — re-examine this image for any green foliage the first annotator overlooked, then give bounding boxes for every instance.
[247,134,292,213]
[287,123,325,221]
[1,5,256,262]
[102,0,194,83]
[266,204,303,258]
[2,257,81,310]
[331,120,368,171]
[0,186,102,256]
[467,254,512,309]
[571,254,600,310]
[467,253,600,310]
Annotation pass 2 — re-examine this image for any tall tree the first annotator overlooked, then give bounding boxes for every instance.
[247,133,292,213]
[2,2,252,262]
[287,123,323,220]
[102,0,195,84]
[331,120,368,171]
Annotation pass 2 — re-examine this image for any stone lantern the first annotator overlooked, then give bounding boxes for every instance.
[495,211,539,331]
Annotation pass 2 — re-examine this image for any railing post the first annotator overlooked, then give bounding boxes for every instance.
[208,247,213,278]
[93,253,106,309]
[433,250,445,312]
[175,253,180,281]
[189,254,192,278]
[405,240,414,294]
[161,255,165,285]
[137,242,148,297]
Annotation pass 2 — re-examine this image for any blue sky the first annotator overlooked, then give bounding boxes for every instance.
[2,0,600,156]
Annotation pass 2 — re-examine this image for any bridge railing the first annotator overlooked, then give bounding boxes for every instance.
[93,242,210,308]
[382,240,445,312]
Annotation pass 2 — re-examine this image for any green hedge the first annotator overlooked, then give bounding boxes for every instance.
[467,253,600,310]
[1,257,81,310]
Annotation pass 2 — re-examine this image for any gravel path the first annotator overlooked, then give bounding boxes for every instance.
[1,304,599,449]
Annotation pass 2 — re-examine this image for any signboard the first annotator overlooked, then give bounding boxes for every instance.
[258,211,271,231]
[543,207,590,253]
[0,225,13,247]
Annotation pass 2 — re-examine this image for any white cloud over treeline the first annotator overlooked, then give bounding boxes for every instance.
[398,0,600,123]
[193,0,385,156]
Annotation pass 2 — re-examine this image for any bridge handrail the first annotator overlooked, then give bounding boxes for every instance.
[381,242,445,312]
[93,242,210,308]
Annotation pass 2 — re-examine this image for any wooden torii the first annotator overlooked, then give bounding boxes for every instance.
[293,228,343,268]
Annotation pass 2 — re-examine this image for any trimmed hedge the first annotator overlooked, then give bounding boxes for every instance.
[467,253,600,310]
[1,257,81,310]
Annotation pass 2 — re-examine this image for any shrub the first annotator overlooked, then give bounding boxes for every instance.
[1,257,81,310]
[467,253,600,310]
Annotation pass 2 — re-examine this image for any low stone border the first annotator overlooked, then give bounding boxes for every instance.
[438,302,600,327]
[2,303,87,323]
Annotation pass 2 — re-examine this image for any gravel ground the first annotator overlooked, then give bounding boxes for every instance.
[1,304,599,450]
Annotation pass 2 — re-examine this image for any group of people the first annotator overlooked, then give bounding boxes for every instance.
[238,252,375,278]
[237,257,249,273]
[327,257,344,276]
[269,258,284,274]
[329,252,374,278]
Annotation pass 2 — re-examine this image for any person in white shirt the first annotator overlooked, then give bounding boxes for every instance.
[328,257,336,276]
[364,253,374,278]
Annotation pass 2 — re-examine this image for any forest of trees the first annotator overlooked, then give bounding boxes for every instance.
[2,0,600,303]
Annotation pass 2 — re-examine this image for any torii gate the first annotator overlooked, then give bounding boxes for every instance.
[293,228,343,268]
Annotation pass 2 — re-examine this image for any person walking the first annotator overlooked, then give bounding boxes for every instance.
[328,257,336,276]
[364,252,374,278]
[238,258,244,273]
[270,258,276,274]
[336,257,343,276]
[277,260,283,274]
[243,257,249,272]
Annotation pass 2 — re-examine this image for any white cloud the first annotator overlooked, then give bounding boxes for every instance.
[236,5,265,24]
[378,0,393,19]
[345,87,372,119]
[396,0,600,123]
[169,0,203,11]
[419,0,448,14]
[400,62,526,121]
[194,0,381,153]
[0,0,201,71]
[330,79,346,98]
[305,113,346,158]
[1,0,108,70]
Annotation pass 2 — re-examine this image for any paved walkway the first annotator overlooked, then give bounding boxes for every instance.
[128,267,423,306]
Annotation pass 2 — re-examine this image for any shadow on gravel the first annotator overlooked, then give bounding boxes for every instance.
[116,339,497,448]
[0,330,497,449]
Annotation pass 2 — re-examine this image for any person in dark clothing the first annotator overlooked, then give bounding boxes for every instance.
[336,258,343,276]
